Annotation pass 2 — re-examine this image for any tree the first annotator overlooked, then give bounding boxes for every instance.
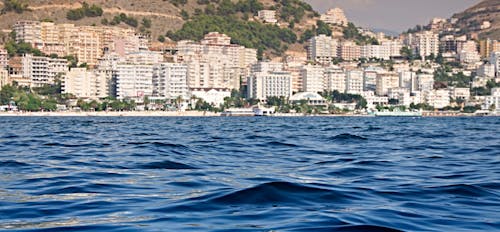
[181,10,189,20]
[158,35,166,42]
[2,0,29,14]
[142,18,152,28]
[400,46,415,61]
[316,20,332,36]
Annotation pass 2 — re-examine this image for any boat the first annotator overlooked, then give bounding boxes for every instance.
[373,110,422,117]
[220,108,255,116]
[253,106,275,116]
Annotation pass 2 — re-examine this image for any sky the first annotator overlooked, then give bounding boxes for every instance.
[303,0,481,34]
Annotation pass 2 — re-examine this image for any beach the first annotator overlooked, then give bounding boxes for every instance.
[0,111,221,117]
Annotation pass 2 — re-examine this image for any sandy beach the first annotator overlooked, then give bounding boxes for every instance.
[0,111,222,117]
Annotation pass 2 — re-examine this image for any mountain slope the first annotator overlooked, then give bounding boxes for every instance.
[0,0,323,58]
[452,0,500,39]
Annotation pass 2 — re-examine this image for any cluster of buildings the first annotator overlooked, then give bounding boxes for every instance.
[1,10,500,113]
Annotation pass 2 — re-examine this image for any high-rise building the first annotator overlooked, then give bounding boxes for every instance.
[376,72,399,96]
[399,71,417,91]
[308,35,338,64]
[62,68,111,99]
[363,66,385,91]
[21,54,68,87]
[414,31,439,57]
[479,39,494,58]
[301,64,325,93]
[114,63,154,100]
[176,33,257,90]
[490,52,500,77]
[325,66,346,93]
[247,71,292,101]
[346,70,363,94]
[339,41,361,61]
[477,63,495,77]
[153,63,189,100]
[13,21,42,46]
[0,48,8,70]
[0,69,9,91]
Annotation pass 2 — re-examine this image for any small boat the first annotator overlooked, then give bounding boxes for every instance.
[220,108,255,117]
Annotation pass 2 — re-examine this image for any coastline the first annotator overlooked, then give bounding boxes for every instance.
[0,111,222,117]
[0,111,496,117]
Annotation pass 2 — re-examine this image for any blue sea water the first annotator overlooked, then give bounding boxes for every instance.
[0,116,499,232]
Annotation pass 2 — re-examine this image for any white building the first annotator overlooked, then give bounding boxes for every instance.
[477,63,495,77]
[13,21,42,46]
[21,54,68,87]
[247,71,292,101]
[388,88,411,106]
[399,71,417,91]
[424,89,450,109]
[346,70,363,94]
[114,63,154,100]
[301,64,325,93]
[375,72,399,96]
[258,10,278,24]
[191,88,231,107]
[490,52,500,77]
[325,66,346,93]
[251,61,283,73]
[459,50,480,64]
[153,63,189,100]
[309,35,338,64]
[320,8,348,26]
[0,48,8,70]
[177,33,257,90]
[414,31,439,58]
[0,69,9,90]
[360,41,401,60]
[363,66,385,91]
[449,87,470,102]
[362,91,389,109]
[483,88,500,112]
[417,73,434,91]
[62,68,111,99]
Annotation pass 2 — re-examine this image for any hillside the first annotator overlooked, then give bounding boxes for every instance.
[452,0,500,39]
[0,0,328,58]
[0,0,183,40]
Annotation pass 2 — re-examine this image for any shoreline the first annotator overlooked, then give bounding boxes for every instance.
[0,111,497,117]
[0,111,222,117]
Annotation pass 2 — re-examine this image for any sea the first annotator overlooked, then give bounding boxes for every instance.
[0,116,499,232]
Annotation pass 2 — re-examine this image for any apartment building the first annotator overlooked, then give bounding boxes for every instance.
[114,63,154,100]
[152,63,189,100]
[247,71,292,101]
[62,68,112,99]
[414,31,439,57]
[301,64,325,93]
[21,54,68,87]
[308,35,338,64]
[339,41,361,61]
[320,8,348,26]
[324,66,346,93]
[346,70,363,94]
[375,72,399,96]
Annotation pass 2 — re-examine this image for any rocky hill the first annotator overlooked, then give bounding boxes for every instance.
[0,0,330,59]
[452,0,500,39]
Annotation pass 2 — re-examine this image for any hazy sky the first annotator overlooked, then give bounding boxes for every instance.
[303,0,481,33]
